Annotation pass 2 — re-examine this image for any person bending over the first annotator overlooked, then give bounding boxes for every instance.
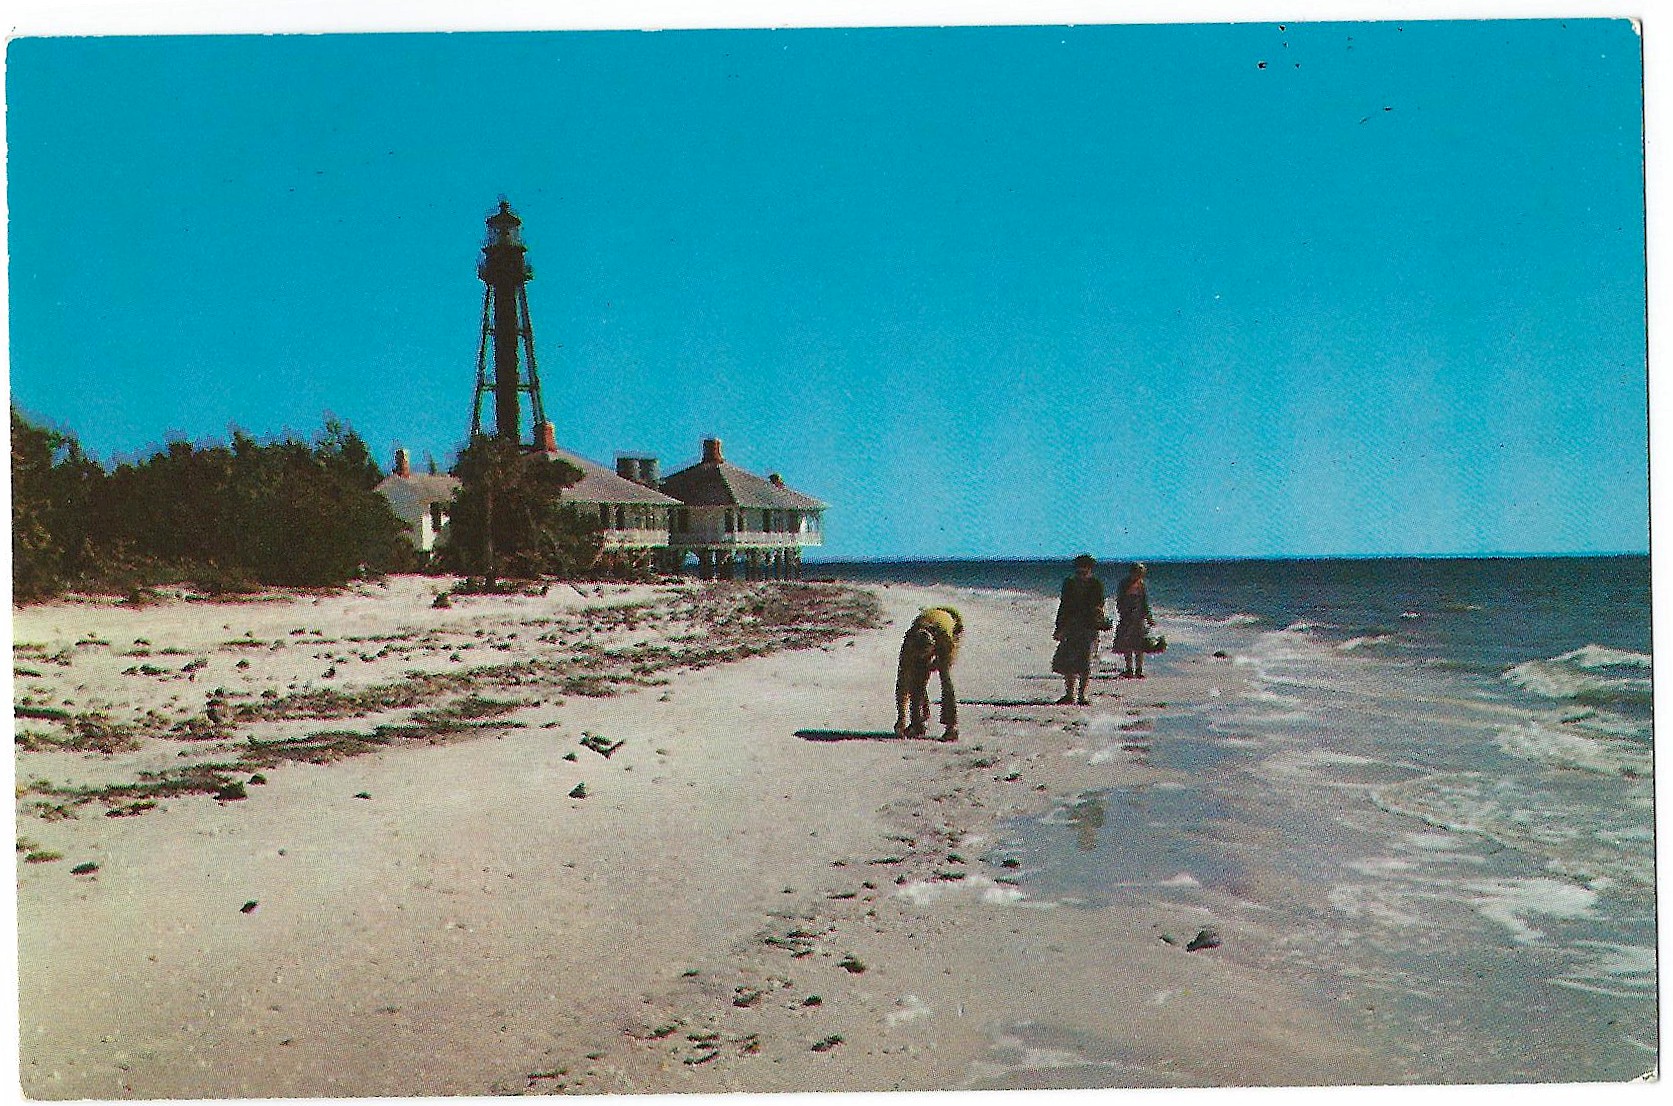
[895,605,963,741]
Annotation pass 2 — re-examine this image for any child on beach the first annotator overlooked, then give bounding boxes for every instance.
[1051,553,1107,705]
[895,606,963,741]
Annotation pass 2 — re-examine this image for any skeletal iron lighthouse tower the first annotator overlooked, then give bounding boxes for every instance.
[469,199,548,447]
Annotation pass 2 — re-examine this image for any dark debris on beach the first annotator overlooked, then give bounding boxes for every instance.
[16,583,881,820]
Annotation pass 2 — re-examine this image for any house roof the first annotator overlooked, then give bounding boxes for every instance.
[374,472,460,507]
[541,447,682,507]
[660,459,827,510]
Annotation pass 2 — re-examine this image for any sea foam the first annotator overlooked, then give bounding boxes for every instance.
[1337,634,1398,652]
[1495,719,1652,779]
[1464,877,1597,944]
[1502,645,1652,708]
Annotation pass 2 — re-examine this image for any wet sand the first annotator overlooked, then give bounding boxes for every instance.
[14,577,1395,1097]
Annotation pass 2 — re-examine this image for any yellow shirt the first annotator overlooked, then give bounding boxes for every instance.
[914,607,962,662]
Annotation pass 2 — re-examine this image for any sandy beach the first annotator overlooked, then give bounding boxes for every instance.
[15,576,1399,1097]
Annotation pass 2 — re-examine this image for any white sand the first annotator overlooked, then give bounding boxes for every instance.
[14,577,1395,1097]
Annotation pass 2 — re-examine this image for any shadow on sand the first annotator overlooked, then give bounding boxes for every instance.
[796,729,902,742]
[964,698,1073,708]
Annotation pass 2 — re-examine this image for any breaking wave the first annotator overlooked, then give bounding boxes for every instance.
[1502,646,1652,709]
[1337,634,1398,652]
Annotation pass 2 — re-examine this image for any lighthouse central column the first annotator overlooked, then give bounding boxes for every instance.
[491,282,522,441]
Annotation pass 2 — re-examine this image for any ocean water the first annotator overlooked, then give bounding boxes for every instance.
[818,557,1656,1085]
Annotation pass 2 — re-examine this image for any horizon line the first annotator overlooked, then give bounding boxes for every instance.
[806,551,1651,564]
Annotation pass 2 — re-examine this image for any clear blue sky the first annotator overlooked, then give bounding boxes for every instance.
[7,20,1648,559]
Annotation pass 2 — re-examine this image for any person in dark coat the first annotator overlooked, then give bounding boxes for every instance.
[1051,554,1106,705]
[1113,561,1156,678]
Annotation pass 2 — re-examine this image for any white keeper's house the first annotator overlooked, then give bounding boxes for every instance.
[658,437,825,580]
[377,428,824,578]
[374,450,458,553]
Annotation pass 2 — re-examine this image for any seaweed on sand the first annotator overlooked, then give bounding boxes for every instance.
[16,582,883,818]
[14,710,144,754]
[241,694,530,767]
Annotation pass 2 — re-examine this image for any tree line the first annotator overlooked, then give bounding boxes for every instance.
[11,408,605,602]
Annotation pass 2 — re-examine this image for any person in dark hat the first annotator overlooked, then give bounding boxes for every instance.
[1113,561,1157,678]
[1051,554,1107,705]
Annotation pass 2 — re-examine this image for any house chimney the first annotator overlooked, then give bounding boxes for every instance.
[615,456,661,487]
[537,421,557,453]
[769,473,784,487]
[394,448,411,478]
[702,437,724,464]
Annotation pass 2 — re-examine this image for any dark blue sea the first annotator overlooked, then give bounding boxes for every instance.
[818,556,1656,1084]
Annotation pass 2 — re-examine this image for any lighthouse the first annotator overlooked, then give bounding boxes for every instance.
[469,199,547,447]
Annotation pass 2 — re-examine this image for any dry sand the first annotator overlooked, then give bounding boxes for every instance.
[14,576,1399,1098]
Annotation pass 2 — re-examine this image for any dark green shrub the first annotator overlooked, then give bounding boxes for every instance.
[11,409,413,599]
[439,436,603,582]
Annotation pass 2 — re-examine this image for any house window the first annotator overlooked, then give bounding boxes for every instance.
[431,503,445,532]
